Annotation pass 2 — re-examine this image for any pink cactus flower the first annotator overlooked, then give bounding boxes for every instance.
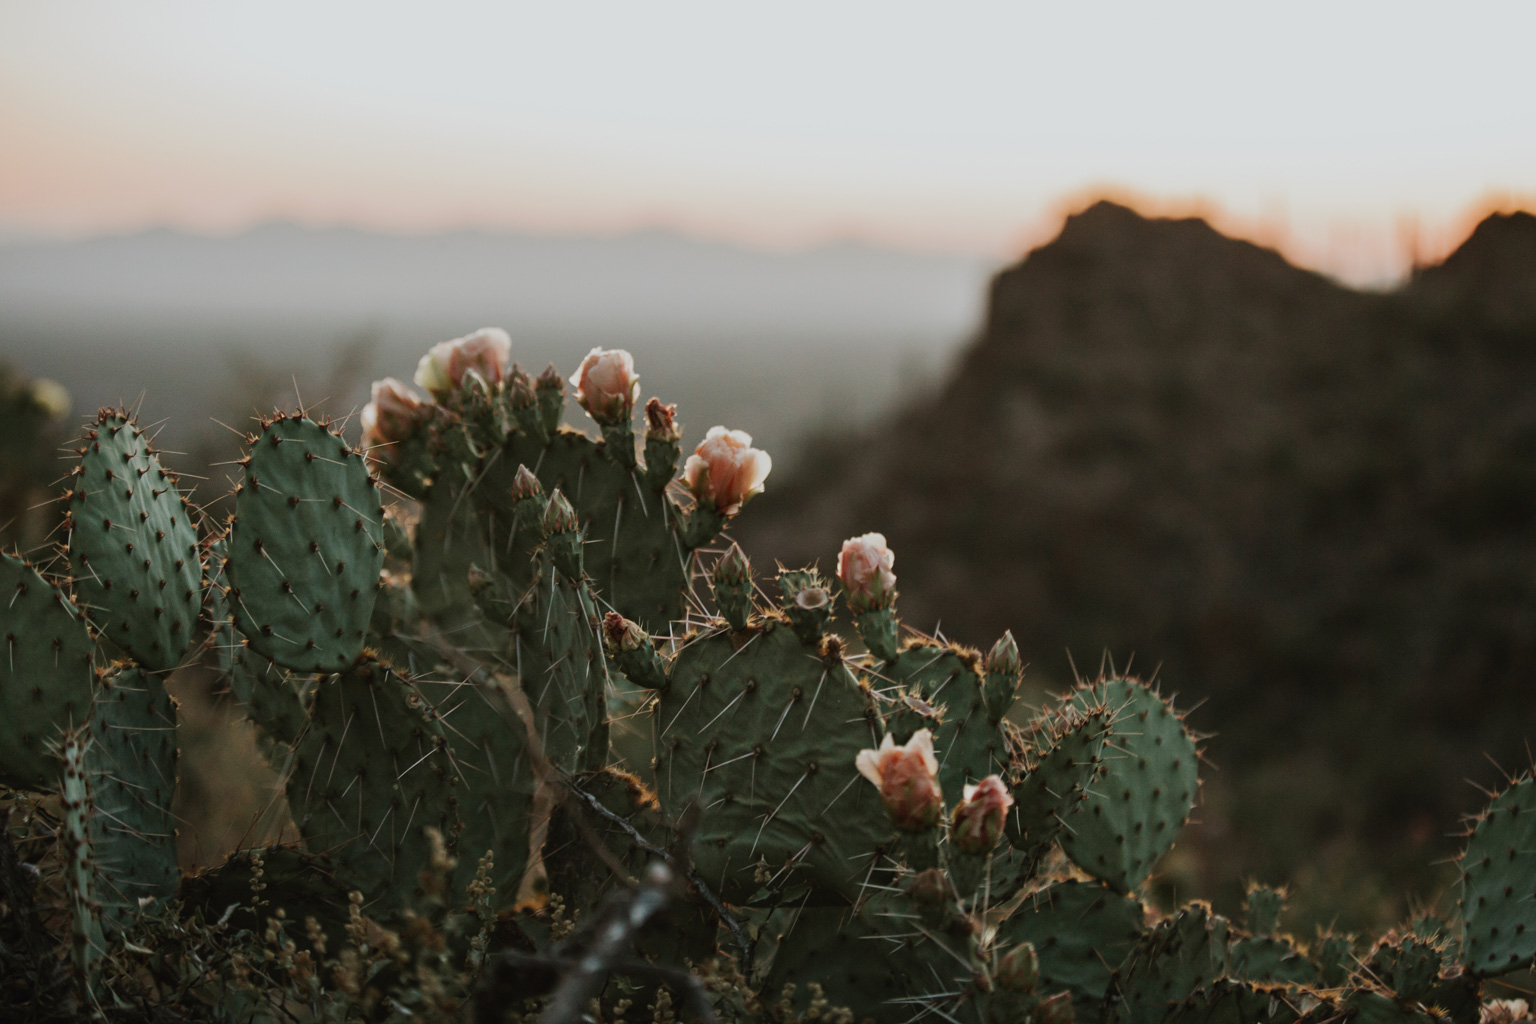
[413,327,512,399]
[360,378,429,463]
[950,775,1014,854]
[837,533,896,612]
[571,348,641,425]
[683,427,772,515]
[856,729,943,832]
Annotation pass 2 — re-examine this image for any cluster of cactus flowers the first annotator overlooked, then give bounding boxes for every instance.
[2,332,1536,1024]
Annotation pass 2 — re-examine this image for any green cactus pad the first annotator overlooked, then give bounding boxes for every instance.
[498,428,692,631]
[513,554,610,773]
[432,673,537,912]
[208,543,314,757]
[1242,884,1286,936]
[1155,978,1309,1024]
[1366,935,1447,1005]
[1228,935,1319,985]
[226,414,384,672]
[1341,987,1452,1024]
[1006,704,1112,876]
[57,728,105,978]
[885,642,1006,803]
[66,411,201,671]
[86,665,180,931]
[0,553,97,790]
[995,879,1146,1016]
[1459,775,1536,977]
[1109,903,1231,1024]
[652,619,892,905]
[1061,677,1200,893]
[284,658,460,912]
[760,903,912,1024]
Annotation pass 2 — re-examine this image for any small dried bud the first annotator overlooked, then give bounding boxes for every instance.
[794,586,830,611]
[855,729,942,832]
[950,775,1013,854]
[510,464,543,502]
[645,398,682,443]
[995,941,1039,993]
[837,533,896,613]
[602,611,648,654]
[571,347,640,425]
[542,490,578,536]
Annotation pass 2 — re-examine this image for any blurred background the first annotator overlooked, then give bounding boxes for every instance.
[4,2,1536,935]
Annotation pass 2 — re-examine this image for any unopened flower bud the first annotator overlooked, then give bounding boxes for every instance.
[951,775,1013,855]
[683,427,772,515]
[602,612,648,654]
[645,398,681,443]
[712,542,751,586]
[572,348,640,425]
[986,631,1023,679]
[542,490,578,536]
[838,533,896,613]
[510,464,543,502]
[995,941,1039,993]
[855,729,942,832]
[413,328,511,400]
[506,366,536,410]
[535,363,564,395]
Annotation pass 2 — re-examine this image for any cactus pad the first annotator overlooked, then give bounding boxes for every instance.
[652,620,891,904]
[284,658,460,910]
[1006,703,1111,877]
[66,411,201,670]
[996,879,1146,1015]
[1109,903,1232,1024]
[1062,678,1199,893]
[86,665,180,930]
[0,553,97,790]
[226,414,384,672]
[1459,775,1536,977]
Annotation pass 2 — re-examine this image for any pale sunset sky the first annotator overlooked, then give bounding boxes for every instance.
[2,1,1532,284]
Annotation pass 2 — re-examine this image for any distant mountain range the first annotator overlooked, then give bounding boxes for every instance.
[0,222,988,336]
[0,224,992,467]
[739,200,1536,929]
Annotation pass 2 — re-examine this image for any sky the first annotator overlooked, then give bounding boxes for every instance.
[2,2,1533,284]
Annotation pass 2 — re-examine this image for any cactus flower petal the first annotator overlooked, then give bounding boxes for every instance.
[683,426,771,515]
[414,327,511,400]
[572,348,640,425]
[856,729,943,831]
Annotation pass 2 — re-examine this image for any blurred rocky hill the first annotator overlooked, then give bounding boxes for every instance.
[738,200,1536,927]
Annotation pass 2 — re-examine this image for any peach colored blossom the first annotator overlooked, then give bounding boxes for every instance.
[413,327,511,399]
[855,729,942,831]
[950,775,1014,854]
[682,427,772,514]
[837,533,896,610]
[360,378,429,462]
[571,348,640,425]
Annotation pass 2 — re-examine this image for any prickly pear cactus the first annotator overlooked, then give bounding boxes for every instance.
[1061,677,1200,893]
[64,410,202,671]
[0,553,96,790]
[225,413,384,672]
[1459,775,1536,976]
